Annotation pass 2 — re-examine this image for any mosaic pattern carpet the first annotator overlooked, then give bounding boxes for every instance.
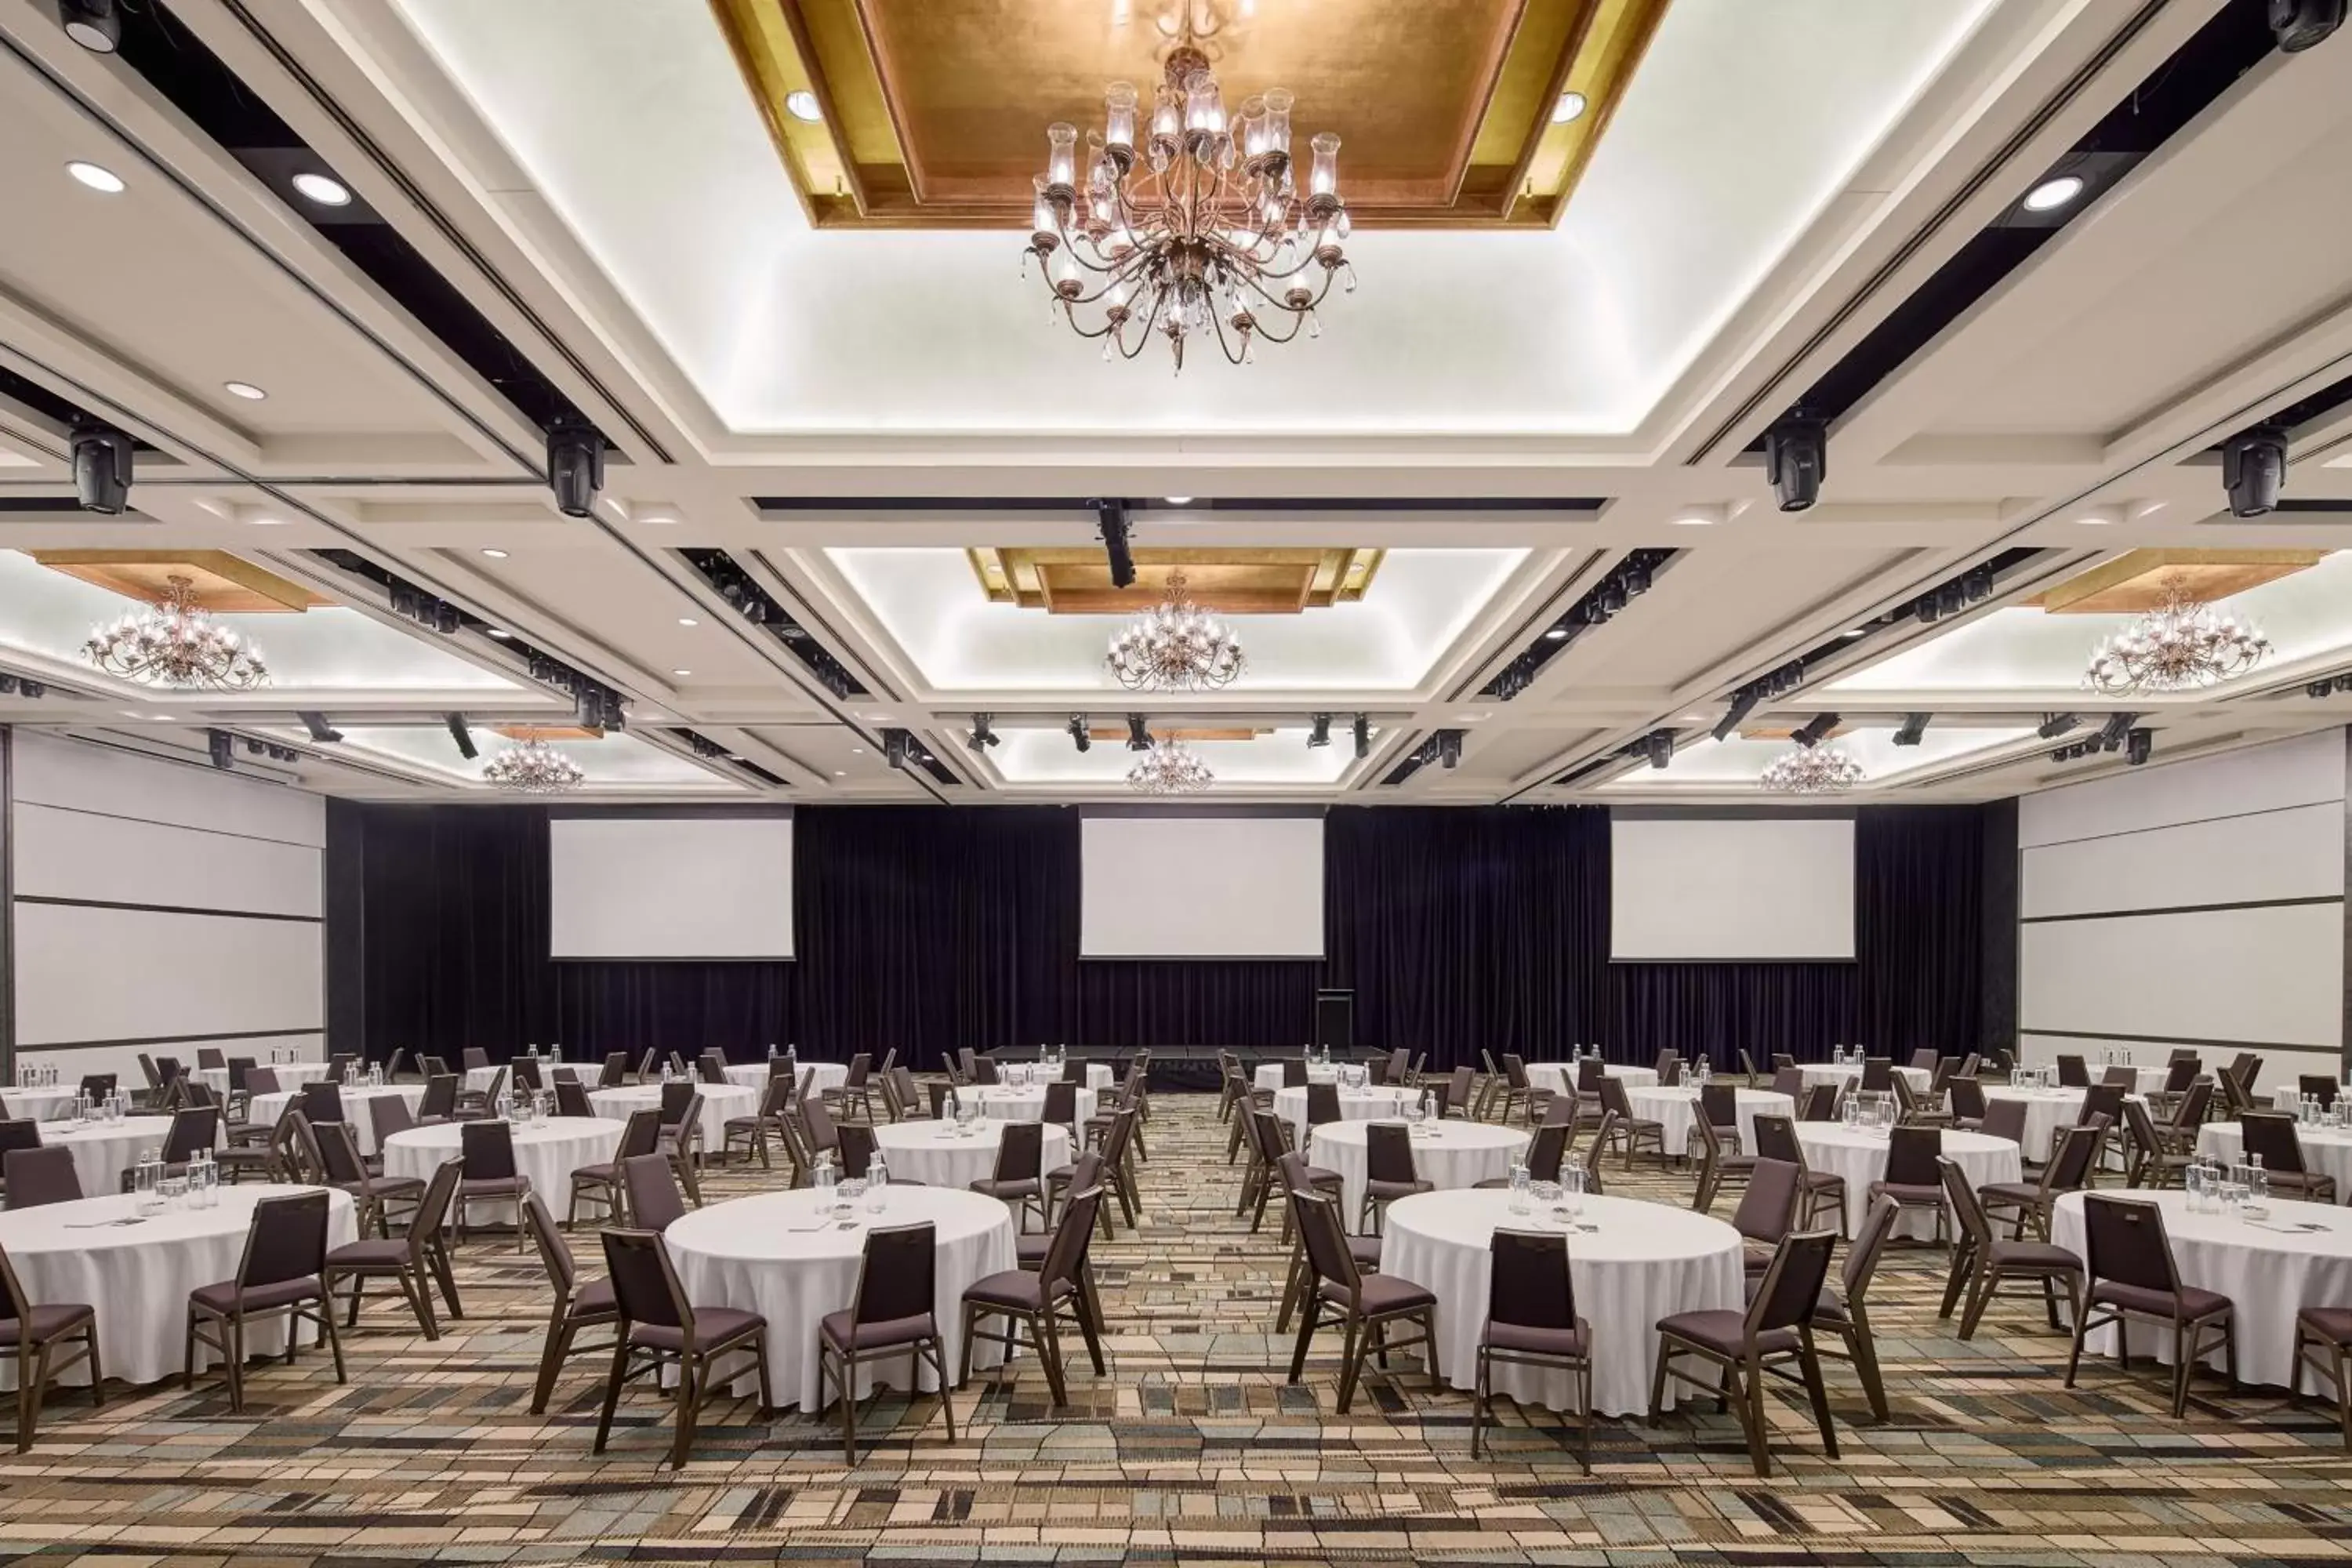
[3,1091,2350,1566]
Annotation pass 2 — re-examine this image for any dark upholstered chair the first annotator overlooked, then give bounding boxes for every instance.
[323,1156,463,1338]
[1937,1155,2082,1339]
[524,1192,618,1414]
[2,1149,82,1210]
[570,1109,662,1229]
[1731,1158,1802,1276]
[1651,1227,1840,1477]
[1285,1188,1439,1413]
[970,1121,1047,1231]
[183,1190,343,1412]
[0,1240,99,1450]
[2063,1193,2235,1417]
[593,1228,773,1468]
[1866,1125,1949,1245]
[818,1222,951,1461]
[960,1185,1105,1406]
[453,1120,532,1250]
[1472,1228,1591,1466]
[1359,1122,1432,1234]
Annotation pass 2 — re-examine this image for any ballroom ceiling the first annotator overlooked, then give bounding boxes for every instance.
[1,0,2350,806]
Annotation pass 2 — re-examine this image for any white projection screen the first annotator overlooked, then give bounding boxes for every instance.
[549,815,794,959]
[1610,815,1855,961]
[1081,815,1323,957]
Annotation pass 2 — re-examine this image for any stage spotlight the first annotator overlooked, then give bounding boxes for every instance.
[883,731,911,771]
[965,713,999,751]
[1643,729,1674,769]
[2271,0,2346,51]
[1711,689,1759,742]
[1352,713,1370,760]
[546,424,605,519]
[1764,414,1827,512]
[1791,712,1839,748]
[446,713,477,760]
[2127,726,2154,766]
[56,0,119,51]
[2096,711,2137,750]
[1126,713,1151,750]
[1935,583,1965,617]
[1093,499,1135,588]
[1962,566,1994,602]
[206,730,234,771]
[70,421,132,514]
[1436,731,1463,769]
[1308,713,1331,749]
[1621,560,1653,597]
[2223,426,2287,517]
[19,680,41,699]
[1067,715,1091,753]
[2036,713,2078,739]
[1915,597,1940,625]
[1893,713,1929,746]
[298,711,343,743]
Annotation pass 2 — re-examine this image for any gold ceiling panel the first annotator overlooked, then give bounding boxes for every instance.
[967,546,1380,614]
[710,0,1668,228]
[2031,550,2328,615]
[28,551,327,612]
[492,725,608,742]
[1087,725,1267,742]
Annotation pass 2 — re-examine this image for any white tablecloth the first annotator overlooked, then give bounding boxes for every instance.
[2,1088,80,1123]
[2100,1064,2176,1096]
[1792,1124,2020,1239]
[2199,1121,2352,1202]
[249,1084,424,1158]
[727,1061,848,1096]
[381,1116,624,1225]
[589,1083,756,1145]
[2051,1189,2352,1388]
[1381,1189,1743,1417]
[2274,1083,2352,1112]
[1255,1063,1341,1093]
[1274,1086,1413,1149]
[1800,1062,1933,1094]
[0,1184,356,1385]
[962,1085,1098,1127]
[1526,1063,1657,1098]
[40,1116,191,1200]
[1624,1087,1795,1157]
[874,1119,1072,1195]
[1308,1120,1529,1229]
[203,1062,329,1096]
[1983,1087,2096,1160]
[666,1185,1018,1410]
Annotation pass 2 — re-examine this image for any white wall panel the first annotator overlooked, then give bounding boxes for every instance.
[2020,731,2344,848]
[11,733,325,848]
[14,904,321,1046]
[2021,802,2342,918]
[2020,903,2341,1048]
[14,802,322,917]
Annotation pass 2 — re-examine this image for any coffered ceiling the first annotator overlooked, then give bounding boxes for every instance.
[0,0,2349,808]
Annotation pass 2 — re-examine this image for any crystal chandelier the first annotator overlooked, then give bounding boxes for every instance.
[82,574,269,691]
[2085,577,2271,696]
[1127,737,1214,794]
[482,737,586,793]
[1024,2,1352,370]
[1106,570,1246,691]
[1760,742,1864,795]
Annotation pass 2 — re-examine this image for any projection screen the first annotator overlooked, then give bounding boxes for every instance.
[1610,815,1855,960]
[549,815,794,959]
[1080,815,1323,957]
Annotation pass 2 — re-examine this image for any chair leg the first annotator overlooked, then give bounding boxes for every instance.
[15,1344,35,1454]
[1038,1307,1070,1407]
[1799,1336,1840,1457]
[1740,1356,1771,1478]
[318,1295,347,1383]
[1071,1269,1108,1376]
[1334,1312,1363,1414]
[532,1318,578,1415]
[670,1356,699,1469]
[1288,1296,1321,1382]
[1846,1317,1889,1423]
[1472,1348,1489,1459]
[593,1341,628,1452]
[931,1338,956,1443]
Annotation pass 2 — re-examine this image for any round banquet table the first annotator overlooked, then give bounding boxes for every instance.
[1526,1062,1657,1098]
[1274,1085,1413,1149]
[2199,1120,2352,1203]
[964,1084,1098,1127]
[665,1185,1018,1410]
[874,1119,1072,1196]
[1982,1086,2103,1161]
[1799,1062,1932,1095]
[2050,1188,2352,1388]
[249,1083,423,1157]
[589,1083,756,1145]
[1000,1060,1116,1093]
[1308,1120,1530,1230]
[0,1184,356,1387]
[2274,1083,2352,1112]
[3,1087,81,1123]
[200,1061,328,1096]
[380,1116,625,1226]
[40,1116,191,1200]
[1381,1189,1744,1417]
[1254,1062,1341,1093]
[727,1061,848,1096]
[2100,1064,2176,1097]
[1624,1086,1795,1157]
[1792,1123,2020,1239]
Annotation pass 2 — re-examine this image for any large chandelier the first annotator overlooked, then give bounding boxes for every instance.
[1128,737,1214,794]
[2085,577,2270,696]
[82,575,269,691]
[1761,742,1864,795]
[1106,571,1245,691]
[1024,3,1352,370]
[482,737,586,793]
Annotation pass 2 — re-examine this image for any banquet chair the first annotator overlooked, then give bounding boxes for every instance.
[1578,1112,1615,1196]
[1051,1106,1138,1236]
[951,1047,977,1084]
[620,1151,689,1235]
[1909,1048,1939,1074]
[1691,1109,1755,1215]
[0,1123,42,1207]
[1497,1054,1547,1126]
[2239,1111,2337,1203]
[315,1122,425,1238]
[368,1094,422,1155]
[1365,1054,1390,1087]
[1281,1060,1311,1089]
[2064,1192,2236,1417]
[1478,1121,1572,1191]
[456,1068,505,1122]
[1732,1159,1802,1276]
[417,1054,449,1082]
[1304,1083,1343,1131]
[1655,1051,1682,1087]
[218,1108,303,1185]
[2149,1058,2201,1120]
[927,1081,960,1123]
[1576,1058,1606,1095]
[1976,1094,2030,1148]
[632,1049,659,1085]
[510,1058,544,1095]
[194,1046,226,1074]
[2294,1308,2352,1450]
[877,1069,909,1123]
[971,1055,1001,1086]
[1271,1149,1370,1332]
[0,1239,100,1450]
[1700,1083,1744,1153]
[1227,1061,1276,1163]
[2300,1073,2339,1110]
[694,1052,728,1087]
[596,1052,630,1089]
[1438,1065,1476,1120]
[461,1048,490,1074]
[1771,1053,1797,1073]
[1041,1081,1081,1144]
[664,1052,690,1078]
[595,1227,774,1469]
[3,1149,81,1210]
[2216,1064,2256,1117]
[524,1192,619,1414]
[1287,1186,1440,1412]
[554,1078,596,1118]
[454,1120,533,1250]
[815,1222,951,1461]
[1472,1228,1592,1466]
[569,1110,665,1227]
[323,1156,463,1340]
[888,1065,924,1120]
[381,1049,409,1083]
[225,1057,256,1096]
[298,1082,343,1127]
[1947,1078,1989,1131]
[1936,1156,2082,1339]
[1650,1226,1840,1478]
[1799,1085,1842,1123]
[2056,1054,2089,1088]
[1737,1049,1762,1088]
[1471,1051,1503,1120]
[961,1183,1106,1407]
[1805,1194,1898,1421]
[970,1121,1047,1231]
[78,1074,116,1105]
[1359,1122,1433,1235]
[826,1054,877,1124]
[1769,1065,1804,1101]
[659,1090,707,1205]
[2230,1051,2264,1097]
[2100,1065,2138,1090]
[1892,1075,1948,1127]
[1867,1126,1950,1246]
[834,1123,878,1180]
[1980,1117,2107,1240]
[1215,1051,1248,1123]
[184,1189,343,1413]
[416,1075,459,1124]
[1859,1058,1894,1093]
[1244,1109,1338,1243]
[2122,1098,2197,1188]
[722,1076,793,1168]
[1597,1076,1666,1168]
[800,1097,844,1166]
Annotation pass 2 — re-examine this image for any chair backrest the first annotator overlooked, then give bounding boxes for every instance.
[1747,1229,1838,1335]
[2055,1053,2088,1087]
[197,1047,227,1072]
[2,1146,82,1207]
[0,1120,42,1157]
[462,1047,490,1072]
[1978,1095,2030,1145]
[1501,1053,1530,1091]
[368,1093,419,1147]
[460,1119,520,1181]
[1304,1083,1341,1127]
[837,1122,877,1178]
[1364,1121,1418,1184]
[1885,1124,1942,1185]
[299,1081,343,1127]
[597,1052,630,1088]
[418,1054,449,1080]
[1842,1193,1901,1302]
[246,1067,281,1098]
[226,1057,256,1094]
[991,1120,1045,1181]
[1749,1112,1802,1166]
[972,1055,1000,1086]
[1580,1112,1614,1192]
[1656,1052,1682,1087]
[1364,1055,1389,1086]
[281,1112,325,1182]
[522,1189,577,1298]
[1769,1065,1803,1099]
[418,1074,459,1119]
[1523,1121,1570,1182]
[842,1052,872,1090]
[600,1228,688,1334]
[2173,1077,2214,1129]
[1909,1047,1939,1073]
[891,1065,924,1116]
[801,1096,841,1152]
[1097,1105,1140,1172]
[1387,1047,1411,1083]
[2078,1084,2125,1129]
[609,1106,662,1162]
[512,1057,544,1091]
[1577,1058,1604,1093]
[239,1189,332,1291]
[2046,1116,2108,1192]
[2100,1064,2136,1089]
[1487,1227,1576,1332]
[1860,1057,1893,1091]
[2082,1192,2183,1294]
[2300,1073,2339,1109]
[2123,1094,2168,1156]
[621,1152,687,1231]
[1731,1158,1801,1246]
[1947,1078,1987,1120]
[1038,1184,1102,1296]
[696,1053,728,1086]
[408,1156,463,1255]
[1936,1155,1996,1253]
[1281,1060,1309,1088]
[1738,1048,1760,1082]
[1798,1084,1841,1122]
[2240,1110,2309,1173]
[657,1080,695,1126]
[162,1105,220,1164]
[2161,1057,2200,1095]
[314,1121,368,1184]
[955,1047,978,1082]
[927,1081,958,1120]
[181,1080,219,1110]
[2231,1051,2263,1093]
[78,1074,116,1103]
[1290,1188,1361,1296]
[851,1222,938,1327]
[553,1078,593,1116]
[1699,1082,1738,1131]
[1041,1081,1079,1127]
[1445,1065,1475,1115]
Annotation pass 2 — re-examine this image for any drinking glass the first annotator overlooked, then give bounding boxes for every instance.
[160,1174,188,1210]
[1507,1161,1531,1215]
[836,1178,865,1221]
[865,1165,890,1214]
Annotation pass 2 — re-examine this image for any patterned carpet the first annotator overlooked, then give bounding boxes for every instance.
[2,1091,2350,1566]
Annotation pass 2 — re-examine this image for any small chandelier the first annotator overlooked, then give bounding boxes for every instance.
[82,574,268,691]
[1127,737,1214,794]
[1025,2,1352,370]
[1106,570,1246,691]
[2085,577,2271,696]
[482,737,586,793]
[1761,742,1864,795]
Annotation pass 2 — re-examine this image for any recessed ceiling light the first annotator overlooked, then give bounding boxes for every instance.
[677,617,699,627]
[2022,174,2084,212]
[1457,712,1489,723]
[1163,495,1194,505]
[1542,626,1570,641]
[672,668,691,677]
[1670,510,1717,526]
[1681,713,1707,722]
[223,381,267,401]
[849,746,865,754]
[486,628,512,639]
[243,514,289,526]
[290,171,352,207]
[67,161,125,194]
[480,548,508,559]
[1552,91,1588,125]
[784,89,822,123]
[833,769,846,776]
[1841,627,1867,638]
[119,710,138,718]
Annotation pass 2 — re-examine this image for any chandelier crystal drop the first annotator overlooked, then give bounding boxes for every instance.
[1127,737,1214,794]
[2085,577,2272,696]
[1024,4,1352,371]
[1105,570,1246,691]
[1760,742,1864,795]
[481,737,586,793]
[81,574,269,691]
